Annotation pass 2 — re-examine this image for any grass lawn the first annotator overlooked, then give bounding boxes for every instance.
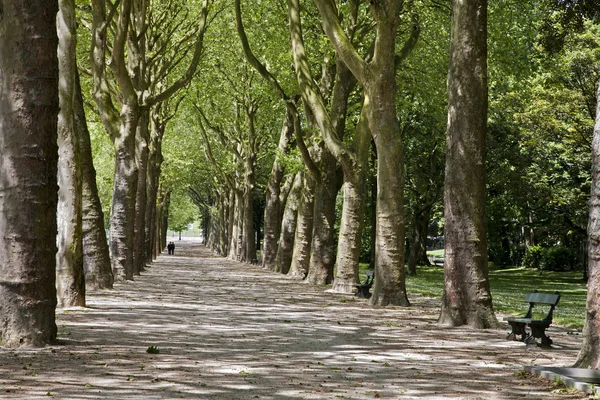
[358,263,587,329]
[407,265,586,329]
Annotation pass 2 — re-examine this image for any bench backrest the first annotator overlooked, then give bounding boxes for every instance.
[524,291,560,321]
[525,292,560,306]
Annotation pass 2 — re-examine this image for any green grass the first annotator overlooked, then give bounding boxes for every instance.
[426,249,445,257]
[359,263,587,328]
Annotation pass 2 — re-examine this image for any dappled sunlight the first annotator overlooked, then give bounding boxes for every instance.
[0,240,587,399]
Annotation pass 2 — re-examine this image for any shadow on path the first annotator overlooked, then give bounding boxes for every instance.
[0,240,587,399]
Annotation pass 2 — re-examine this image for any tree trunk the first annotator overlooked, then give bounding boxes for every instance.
[56,0,85,308]
[407,207,431,276]
[274,173,301,274]
[144,118,162,263]
[439,0,497,328]
[75,71,113,290]
[228,190,243,260]
[109,103,139,281]
[160,190,170,254]
[574,80,600,368]
[262,110,294,269]
[370,124,409,306]
[243,153,256,263]
[288,174,316,279]
[133,107,149,275]
[0,0,59,346]
[306,150,339,285]
[332,104,370,293]
[369,148,377,270]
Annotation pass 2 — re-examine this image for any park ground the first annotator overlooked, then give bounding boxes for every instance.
[0,240,591,399]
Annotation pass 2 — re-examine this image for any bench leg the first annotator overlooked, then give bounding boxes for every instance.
[530,325,553,348]
[507,322,528,342]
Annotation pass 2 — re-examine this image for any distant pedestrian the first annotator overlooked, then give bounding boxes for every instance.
[167,242,175,255]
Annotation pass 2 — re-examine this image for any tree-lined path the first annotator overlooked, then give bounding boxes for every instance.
[0,241,587,399]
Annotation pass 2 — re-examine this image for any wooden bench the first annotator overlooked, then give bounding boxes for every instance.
[354,270,374,299]
[505,290,560,348]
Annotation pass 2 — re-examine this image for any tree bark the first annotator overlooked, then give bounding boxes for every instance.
[332,102,370,293]
[574,80,600,368]
[56,0,85,308]
[275,173,302,274]
[0,0,59,346]
[313,0,417,306]
[145,113,162,264]
[109,102,139,281]
[243,155,256,262]
[439,0,497,328]
[133,107,150,275]
[262,110,294,269]
[160,190,170,252]
[306,150,339,284]
[75,71,113,290]
[407,207,431,276]
[288,174,316,278]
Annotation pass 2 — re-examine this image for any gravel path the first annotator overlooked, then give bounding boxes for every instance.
[0,239,589,399]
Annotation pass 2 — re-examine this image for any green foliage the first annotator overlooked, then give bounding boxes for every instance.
[146,346,160,354]
[523,245,576,271]
[522,245,545,270]
[486,14,599,266]
[168,191,198,233]
[543,246,575,271]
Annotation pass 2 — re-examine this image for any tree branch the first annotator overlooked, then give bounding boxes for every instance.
[146,0,211,105]
[312,0,367,84]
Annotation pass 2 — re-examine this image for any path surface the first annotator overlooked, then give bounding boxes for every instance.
[0,239,589,399]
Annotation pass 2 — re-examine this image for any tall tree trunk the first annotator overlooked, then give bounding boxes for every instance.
[332,103,370,293]
[262,110,294,269]
[145,119,161,263]
[313,0,418,307]
[439,0,496,328]
[306,150,338,284]
[0,0,59,346]
[288,174,316,279]
[133,107,150,275]
[574,80,600,368]
[56,0,85,308]
[407,207,431,276]
[243,120,257,263]
[369,147,377,269]
[229,190,243,260]
[75,71,113,290]
[243,171,255,262]
[109,103,139,281]
[160,189,170,254]
[274,173,301,274]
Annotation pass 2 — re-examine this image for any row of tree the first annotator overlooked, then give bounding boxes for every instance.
[2,0,600,370]
[0,0,210,346]
[176,0,600,367]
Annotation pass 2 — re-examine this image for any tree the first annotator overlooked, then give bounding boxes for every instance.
[56,0,86,308]
[0,0,59,346]
[439,0,497,328]
[89,0,210,280]
[76,70,114,290]
[168,191,198,236]
[576,79,600,369]
[314,0,417,305]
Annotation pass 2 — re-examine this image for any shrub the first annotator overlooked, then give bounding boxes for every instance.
[542,246,573,271]
[522,245,544,270]
[522,245,574,271]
